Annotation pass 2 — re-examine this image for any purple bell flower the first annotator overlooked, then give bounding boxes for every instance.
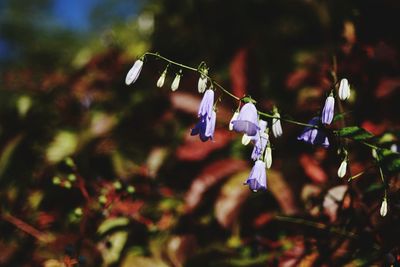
[251,132,269,161]
[232,103,260,136]
[321,95,335,125]
[198,89,214,117]
[250,120,268,160]
[244,160,267,192]
[297,117,329,147]
[191,89,216,142]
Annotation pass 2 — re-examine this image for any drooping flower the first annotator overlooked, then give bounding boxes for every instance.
[322,94,335,125]
[198,89,214,117]
[229,111,239,131]
[297,117,329,147]
[272,111,283,138]
[191,89,215,142]
[251,132,268,161]
[380,198,388,217]
[338,78,350,100]
[244,160,267,192]
[206,110,217,139]
[171,72,182,91]
[232,102,260,136]
[156,70,167,88]
[198,69,208,93]
[337,159,347,178]
[125,59,144,85]
[265,146,272,168]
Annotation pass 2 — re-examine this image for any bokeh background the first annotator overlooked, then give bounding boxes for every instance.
[1,0,400,266]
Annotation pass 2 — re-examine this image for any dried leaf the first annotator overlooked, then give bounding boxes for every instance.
[184,159,248,212]
[121,255,168,267]
[268,169,299,215]
[146,147,168,178]
[214,171,251,229]
[167,235,197,267]
[322,185,348,222]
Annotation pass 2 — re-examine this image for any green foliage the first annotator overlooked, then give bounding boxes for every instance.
[337,126,374,141]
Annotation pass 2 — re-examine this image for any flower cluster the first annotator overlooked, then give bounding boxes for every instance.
[229,102,275,192]
[125,56,390,216]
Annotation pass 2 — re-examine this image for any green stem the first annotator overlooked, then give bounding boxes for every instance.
[142,52,397,156]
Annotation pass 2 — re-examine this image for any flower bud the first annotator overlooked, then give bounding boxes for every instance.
[125,59,144,85]
[157,70,166,88]
[322,95,335,125]
[272,111,283,138]
[265,146,272,169]
[171,72,182,91]
[198,69,208,93]
[242,134,252,145]
[390,144,398,153]
[338,78,351,100]
[337,160,347,178]
[380,198,388,217]
[372,148,378,159]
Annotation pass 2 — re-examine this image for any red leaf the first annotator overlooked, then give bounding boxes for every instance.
[229,48,248,97]
[184,159,248,212]
[375,77,400,98]
[176,129,234,161]
[299,153,328,184]
[285,69,309,90]
[110,200,144,217]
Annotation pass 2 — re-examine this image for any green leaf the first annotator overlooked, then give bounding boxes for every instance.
[337,126,374,141]
[377,149,400,174]
[241,97,257,104]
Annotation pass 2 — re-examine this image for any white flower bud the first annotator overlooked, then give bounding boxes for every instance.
[265,146,272,169]
[157,71,166,88]
[171,73,181,91]
[337,160,347,178]
[390,144,398,153]
[272,112,283,138]
[242,134,252,146]
[338,78,351,100]
[380,198,388,217]
[229,111,239,131]
[125,59,144,85]
[372,148,378,159]
[198,69,208,93]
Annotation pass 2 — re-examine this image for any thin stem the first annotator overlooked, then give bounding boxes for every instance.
[142,52,398,156]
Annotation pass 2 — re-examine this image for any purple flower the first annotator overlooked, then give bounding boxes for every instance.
[251,132,269,161]
[244,160,267,192]
[191,89,216,142]
[198,89,214,117]
[232,103,260,136]
[250,120,268,160]
[321,95,335,125]
[297,117,329,147]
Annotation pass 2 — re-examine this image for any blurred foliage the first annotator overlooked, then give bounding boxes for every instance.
[1,0,400,266]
